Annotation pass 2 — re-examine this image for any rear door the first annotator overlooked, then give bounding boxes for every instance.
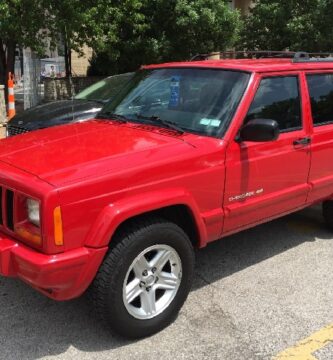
[223,72,311,234]
[305,71,333,202]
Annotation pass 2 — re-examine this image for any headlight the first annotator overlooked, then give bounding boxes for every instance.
[26,198,40,227]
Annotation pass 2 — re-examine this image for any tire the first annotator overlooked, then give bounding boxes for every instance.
[90,217,195,338]
[323,200,333,229]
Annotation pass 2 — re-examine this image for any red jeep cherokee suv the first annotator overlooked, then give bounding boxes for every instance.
[1,52,333,338]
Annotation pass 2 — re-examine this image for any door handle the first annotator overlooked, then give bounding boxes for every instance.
[293,137,311,147]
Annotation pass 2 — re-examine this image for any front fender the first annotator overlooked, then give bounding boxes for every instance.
[84,188,208,248]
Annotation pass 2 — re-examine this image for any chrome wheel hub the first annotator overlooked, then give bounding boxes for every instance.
[122,244,182,320]
[145,275,155,287]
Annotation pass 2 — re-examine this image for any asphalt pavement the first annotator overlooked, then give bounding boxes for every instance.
[0,205,332,360]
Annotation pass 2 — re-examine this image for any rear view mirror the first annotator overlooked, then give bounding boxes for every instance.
[238,119,279,142]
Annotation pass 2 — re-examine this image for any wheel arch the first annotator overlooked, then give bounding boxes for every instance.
[84,189,208,249]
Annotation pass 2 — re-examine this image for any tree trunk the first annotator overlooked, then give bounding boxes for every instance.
[64,39,72,78]
[68,45,72,76]
[6,40,15,77]
[0,40,7,86]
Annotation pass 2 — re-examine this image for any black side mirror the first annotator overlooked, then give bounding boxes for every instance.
[238,119,279,142]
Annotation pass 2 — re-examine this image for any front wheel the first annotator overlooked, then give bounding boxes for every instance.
[90,218,195,338]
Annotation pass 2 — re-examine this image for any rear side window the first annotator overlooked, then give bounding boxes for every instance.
[245,76,302,132]
[307,74,333,126]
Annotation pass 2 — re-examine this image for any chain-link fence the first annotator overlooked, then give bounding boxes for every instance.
[22,50,67,110]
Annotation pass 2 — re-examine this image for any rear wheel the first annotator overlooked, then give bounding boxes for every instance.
[91,218,195,338]
[323,200,333,229]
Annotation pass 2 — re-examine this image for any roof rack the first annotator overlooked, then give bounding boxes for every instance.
[190,51,333,63]
[190,51,296,61]
[293,51,333,63]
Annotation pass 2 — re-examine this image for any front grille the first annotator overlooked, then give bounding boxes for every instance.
[0,187,15,232]
[6,190,14,230]
[7,125,30,137]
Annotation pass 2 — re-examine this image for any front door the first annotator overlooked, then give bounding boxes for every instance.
[223,73,311,234]
[305,71,333,202]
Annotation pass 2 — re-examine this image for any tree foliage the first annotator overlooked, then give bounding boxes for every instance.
[0,0,49,83]
[240,0,333,52]
[3,0,333,84]
[0,0,50,51]
[0,0,107,82]
[47,0,108,76]
[1,0,241,81]
[89,0,241,75]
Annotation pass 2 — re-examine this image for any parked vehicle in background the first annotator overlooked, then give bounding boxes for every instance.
[1,52,333,339]
[7,72,134,136]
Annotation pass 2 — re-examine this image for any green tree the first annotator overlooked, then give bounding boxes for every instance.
[163,0,241,60]
[314,0,333,51]
[0,0,51,85]
[47,0,107,77]
[0,0,108,85]
[89,0,242,75]
[1,0,242,86]
[240,0,333,52]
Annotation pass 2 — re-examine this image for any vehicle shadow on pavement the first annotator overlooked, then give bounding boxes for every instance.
[0,205,330,359]
[192,204,331,290]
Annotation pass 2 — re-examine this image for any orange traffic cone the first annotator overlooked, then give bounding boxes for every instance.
[7,72,15,120]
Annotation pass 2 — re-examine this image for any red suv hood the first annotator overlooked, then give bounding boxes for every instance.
[0,120,193,187]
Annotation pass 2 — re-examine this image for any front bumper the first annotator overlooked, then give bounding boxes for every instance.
[0,232,108,300]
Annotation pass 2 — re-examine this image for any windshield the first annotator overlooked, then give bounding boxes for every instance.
[100,68,250,137]
[74,73,134,102]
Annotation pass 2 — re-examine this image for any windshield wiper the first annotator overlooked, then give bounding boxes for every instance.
[135,114,185,134]
[96,111,128,123]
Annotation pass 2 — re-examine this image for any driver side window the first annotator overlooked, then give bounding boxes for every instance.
[245,76,302,132]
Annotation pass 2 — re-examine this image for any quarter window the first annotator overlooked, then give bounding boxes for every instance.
[245,76,302,132]
[307,74,333,126]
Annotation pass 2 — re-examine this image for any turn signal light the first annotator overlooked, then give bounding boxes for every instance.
[53,206,63,246]
[15,225,42,245]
